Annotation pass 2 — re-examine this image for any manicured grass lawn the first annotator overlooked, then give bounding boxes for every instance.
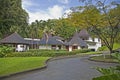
[0,57,50,76]
[86,51,102,54]
[0,49,102,77]
[90,55,118,63]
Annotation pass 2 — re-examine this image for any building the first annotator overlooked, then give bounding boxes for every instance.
[64,29,102,51]
[0,30,101,52]
[24,38,40,49]
[0,32,28,51]
[65,32,88,51]
[39,33,64,50]
[79,29,101,51]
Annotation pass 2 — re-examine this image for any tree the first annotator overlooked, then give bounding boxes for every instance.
[55,18,76,39]
[0,0,28,38]
[69,0,120,54]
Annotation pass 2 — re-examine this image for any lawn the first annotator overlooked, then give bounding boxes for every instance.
[0,49,102,77]
[89,55,118,63]
[0,57,50,76]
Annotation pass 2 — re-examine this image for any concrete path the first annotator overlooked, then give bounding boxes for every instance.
[1,56,118,80]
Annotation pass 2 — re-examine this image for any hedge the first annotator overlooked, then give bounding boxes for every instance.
[6,49,92,57]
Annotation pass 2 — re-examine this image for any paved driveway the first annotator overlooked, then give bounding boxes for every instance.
[1,56,118,80]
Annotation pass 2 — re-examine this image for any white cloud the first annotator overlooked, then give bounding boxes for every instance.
[48,5,63,19]
[28,11,52,23]
[22,0,66,23]
[26,5,64,23]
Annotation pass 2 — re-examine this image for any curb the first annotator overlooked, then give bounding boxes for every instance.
[88,56,118,63]
[0,54,85,79]
[0,54,98,79]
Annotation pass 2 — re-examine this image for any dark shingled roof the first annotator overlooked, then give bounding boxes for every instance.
[65,32,88,47]
[0,32,27,44]
[79,29,90,39]
[40,33,64,45]
[40,37,63,45]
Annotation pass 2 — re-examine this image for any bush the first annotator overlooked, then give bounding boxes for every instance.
[6,49,92,57]
[98,46,108,51]
[0,46,14,57]
[98,43,120,51]
[92,53,120,80]
[78,49,92,53]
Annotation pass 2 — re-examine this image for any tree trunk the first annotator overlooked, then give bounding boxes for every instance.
[109,48,113,58]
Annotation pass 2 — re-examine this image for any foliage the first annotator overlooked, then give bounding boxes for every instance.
[98,46,108,51]
[0,0,28,38]
[6,49,93,57]
[0,46,14,58]
[98,43,120,51]
[69,0,120,54]
[55,19,77,39]
[26,18,77,39]
[92,53,120,80]
[93,74,120,80]
[86,51,101,54]
[0,57,49,76]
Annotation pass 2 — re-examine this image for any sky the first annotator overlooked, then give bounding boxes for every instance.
[22,0,81,23]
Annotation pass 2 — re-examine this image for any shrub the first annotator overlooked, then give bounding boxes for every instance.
[98,46,108,51]
[78,49,92,53]
[98,43,120,51]
[0,46,14,57]
[93,52,120,80]
[6,49,92,57]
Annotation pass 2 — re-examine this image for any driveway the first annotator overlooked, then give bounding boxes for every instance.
[1,56,118,80]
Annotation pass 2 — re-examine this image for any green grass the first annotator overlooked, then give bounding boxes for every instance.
[0,50,102,76]
[90,55,118,63]
[0,57,50,76]
[99,43,120,51]
[86,51,102,54]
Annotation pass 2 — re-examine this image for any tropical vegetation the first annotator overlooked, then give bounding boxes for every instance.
[93,53,120,80]
[0,0,120,54]
[71,0,120,54]
[0,0,28,38]
[0,46,13,58]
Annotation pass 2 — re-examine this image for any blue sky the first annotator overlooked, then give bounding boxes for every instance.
[22,0,81,23]
[22,0,120,23]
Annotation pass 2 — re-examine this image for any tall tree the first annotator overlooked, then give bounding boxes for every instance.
[55,18,76,39]
[69,0,120,54]
[0,0,28,38]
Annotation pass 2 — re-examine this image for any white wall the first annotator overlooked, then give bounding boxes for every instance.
[69,46,72,52]
[88,45,98,51]
[16,44,27,52]
[78,46,81,49]
[87,37,93,42]
[87,37,101,51]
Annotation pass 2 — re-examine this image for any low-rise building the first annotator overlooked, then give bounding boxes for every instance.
[79,29,101,51]
[0,30,101,52]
